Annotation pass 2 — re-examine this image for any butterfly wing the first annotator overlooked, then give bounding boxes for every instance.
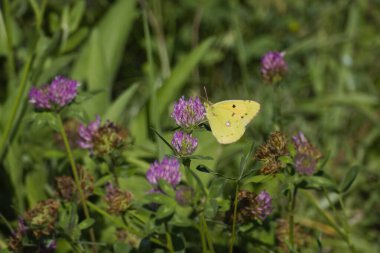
[205,100,260,144]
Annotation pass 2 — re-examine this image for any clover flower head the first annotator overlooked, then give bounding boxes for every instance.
[253,191,272,221]
[146,156,181,187]
[171,131,198,156]
[260,51,288,84]
[78,116,102,150]
[104,183,132,215]
[78,117,127,157]
[29,76,79,110]
[292,132,322,176]
[171,96,205,129]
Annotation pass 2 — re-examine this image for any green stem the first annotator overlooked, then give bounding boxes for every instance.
[2,0,16,82]
[56,114,97,253]
[0,56,33,160]
[198,220,208,253]
[165,223,175,253]
[228,182,239,253]
[109,156,119,187]
[87,202,166,248]
[288,185,297,250]
[201,213,215,253]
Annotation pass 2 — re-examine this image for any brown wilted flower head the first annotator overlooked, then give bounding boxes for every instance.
[56,166,94,201]
[226,190,272,224]
[23,199,60,238]
[8,218,27,251]
[104,183,133,215]
[56,175,75,200]
[78,117,128,157]
[255,131,288,174]
[92,122,127,156]
[276,218,309,252]
[116,228,140,248]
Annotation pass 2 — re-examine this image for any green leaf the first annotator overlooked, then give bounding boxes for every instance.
[204,198,218,218]
[78,218,95,230]
[298,176,338,192]
[279,155,293,165]
[158,179,176,198]
[25,168,47,206]
[242,175,272,185]
[104,83,139,122]
[156,204,175,219]
[196,164,211,173]
[156,37,215,118]
[114,243,132,253]
[28,112,59,132]
[94,175,113,187]
[239,142,256,178]
[0,11,8,56]
[69,0,85,33]
[185,155,213,160]
[150,128,175,153]
[145,193,176,206]
[339,165,359,193]
[71,0,138,117]
[208,178,226,198]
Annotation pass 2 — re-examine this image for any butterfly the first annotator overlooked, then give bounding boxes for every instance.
[204,100,260,144]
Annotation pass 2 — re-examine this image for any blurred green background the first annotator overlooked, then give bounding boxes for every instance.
[0,0,379,252]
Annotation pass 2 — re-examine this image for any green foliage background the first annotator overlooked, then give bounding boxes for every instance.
[0,0,379,252]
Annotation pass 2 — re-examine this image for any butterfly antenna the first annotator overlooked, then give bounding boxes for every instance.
[203,86,209,102]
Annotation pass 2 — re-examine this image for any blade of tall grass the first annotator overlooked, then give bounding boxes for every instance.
[156,37,215,117]
[104,83,139,123]
[71,0,137,117]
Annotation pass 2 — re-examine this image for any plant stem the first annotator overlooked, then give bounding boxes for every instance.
[198,220,207,253]
[165,222,175,253]
[288,185,297,249]
[109,156,119,187]
[56,114,97,253]
[2,0,16,83]
[201,213,215,253]
[0,55,33,161]
[229,182,239,253]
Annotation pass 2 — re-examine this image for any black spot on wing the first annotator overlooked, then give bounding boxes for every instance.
[232,104,236,108]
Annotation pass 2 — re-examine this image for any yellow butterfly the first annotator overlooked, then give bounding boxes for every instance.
[205,100,260,144]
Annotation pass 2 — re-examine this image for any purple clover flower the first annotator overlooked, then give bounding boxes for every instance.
[48,76,79,108]
[29,86,51,109]
[29,76,79,110]
[146,156,181,187]
[77,116,101,150]
[253,191,272,221]
[294,153,316,176]
[171,96,205,129]
[260,51,288,84]
[292,132,322,176]
[171,131,198,156]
